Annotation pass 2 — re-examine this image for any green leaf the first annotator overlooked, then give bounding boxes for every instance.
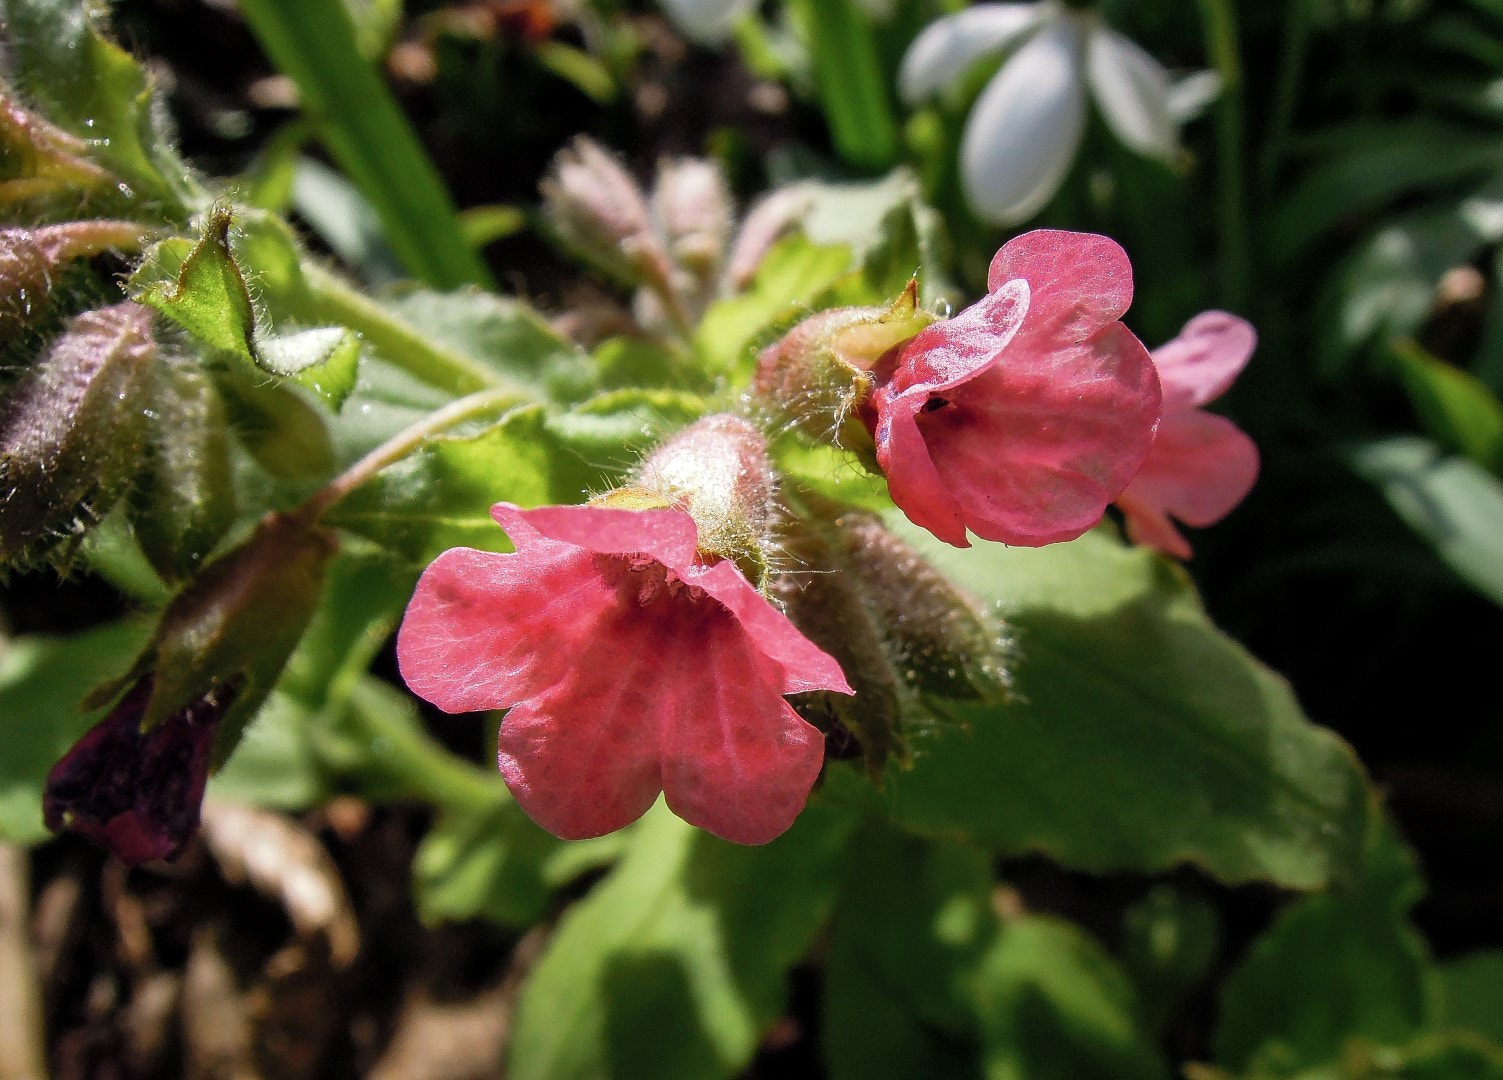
[1438,952,1503,1045]
[259,327,361,409]
[207,688,325,810]
[380,287,592,403]
[0,0,197,212]
[414,801,625,928]
[1392,341,1503,473]
[508,800,857,1080]
[133,210,259,365]
[326,405,572,563]
[1351,437,1503,606]
[0,621,149,844]
[972,916,1168,1080]
[1213,820,1436,1077]
[696,235,854,380]
[787,0,899,171]
[881,522,1373,889]
[823,823,992,1080]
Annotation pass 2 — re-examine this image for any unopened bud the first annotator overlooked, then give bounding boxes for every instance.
[0,302,156,563]
[0,95,114,204]
[772,514,906,778]
[834,509,1010,701]
[752,281,934,462]
[49,512,337,863]
[652,156,734,284]
[541,136,674,289]
[1,221,151,344]
[597,414,776,587]
[725,187,811,291]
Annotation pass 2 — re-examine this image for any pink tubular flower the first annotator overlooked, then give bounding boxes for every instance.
[1115,311,1260,558]
[866,229,1162,547]
[396,502,852,845]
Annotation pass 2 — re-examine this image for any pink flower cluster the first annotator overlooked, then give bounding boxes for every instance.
[397,229,1259,848]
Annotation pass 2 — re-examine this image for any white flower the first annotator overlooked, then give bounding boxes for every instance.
[656,0,757,45]
[900,2,1209,224]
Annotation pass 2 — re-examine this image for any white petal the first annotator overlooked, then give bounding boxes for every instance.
[960,18,1086,225]
[898,2,1049,105]
[1167,69,1222,123]
[1086,27,1178,160]
[657,0,757,45]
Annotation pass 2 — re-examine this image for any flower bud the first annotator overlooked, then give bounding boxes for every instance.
[724,187,811,291]
[597,414,776,587]
[752,280,934,462]
[771,503,1011,775]
[0,222,151,345]
[541,136,675,290]
[771,514,906,778]
[0,95,114,205]
[47,512,337,863]
[0,302,156,564]
[652,156,734,284]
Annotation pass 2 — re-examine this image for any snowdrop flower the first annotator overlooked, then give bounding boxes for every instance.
[656,0,757,45]
[900,2,1204,224]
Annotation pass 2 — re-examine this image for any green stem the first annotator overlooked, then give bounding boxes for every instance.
[1258,0,1313,200]
[295,386,528,523]
[344,687,508,815]
[237,0,494,291]
[298,262,504,395]
[1196,0,1253,310]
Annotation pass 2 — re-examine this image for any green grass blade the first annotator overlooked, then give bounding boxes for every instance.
[237,0,495,290]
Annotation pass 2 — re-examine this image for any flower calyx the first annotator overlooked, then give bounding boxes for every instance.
[752,279,935,466]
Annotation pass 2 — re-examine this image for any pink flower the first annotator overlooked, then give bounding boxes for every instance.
[1115,311,1260,558]
[396,502,852,845]
[866,229,1162,547]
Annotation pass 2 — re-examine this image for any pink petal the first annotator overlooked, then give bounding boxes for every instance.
[884,279,1030,396]
[657,615,826,845]
[497,683,663,841]
[986,229,1135,342]
[687,559,855,694]
[1117,409,1259,557]
[914,321,1161,545]
[499,503,700,570]
[397,543,619,714]
[1151,310,1256,411]
[873,389,972,547]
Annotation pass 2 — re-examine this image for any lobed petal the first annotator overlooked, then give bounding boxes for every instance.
[1151,311,1257,412]
[987,229,1135,340]
[397,543,622,714]
[918,322,1161,546]
[884,280,1030,397]
[657,616,826,845]
[898,2,1048,105]
[874,388,972,547]
[960,18,1087,225]
[500,503,700,570]
[1117,409,1260,557]
[687,558,854,695]
[1085,27,1178,161]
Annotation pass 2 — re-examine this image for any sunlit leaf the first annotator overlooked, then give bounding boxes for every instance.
[881,522,1373,889]
[508,800,856,1080]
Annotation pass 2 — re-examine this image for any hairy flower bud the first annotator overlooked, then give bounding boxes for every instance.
[47,512,337,863]
[541,136,674,290]
[725,187,811,292]
[0,302,156,563]
[752,281,935,462]
[0,222,150,345]
[607,413,777,587]
[772,503,1010,776]
[0,95,114,205]
[652,156,734,283]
